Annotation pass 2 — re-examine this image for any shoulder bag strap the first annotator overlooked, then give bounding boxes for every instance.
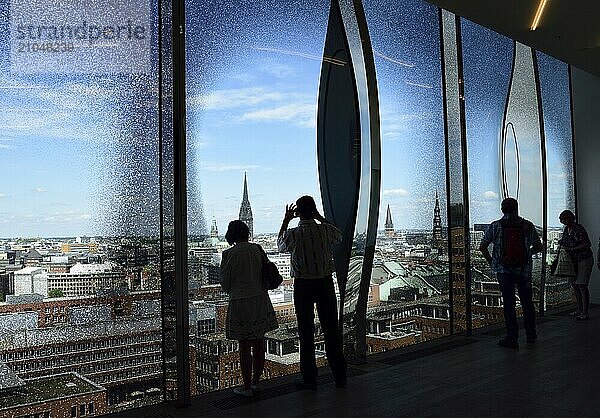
[256,243,268,263]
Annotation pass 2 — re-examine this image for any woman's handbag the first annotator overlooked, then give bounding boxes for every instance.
[258,245,283,290]
[552,246,577,277]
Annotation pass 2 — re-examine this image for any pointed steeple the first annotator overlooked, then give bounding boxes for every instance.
[384,204,394,238]
[239,172,254,239]
[242,172,250,203]
[433,190,443,249]
[434,190,441,216]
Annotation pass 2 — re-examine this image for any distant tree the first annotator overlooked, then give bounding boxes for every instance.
[48,288,64,298]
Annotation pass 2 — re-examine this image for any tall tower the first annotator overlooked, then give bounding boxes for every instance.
[210,218,218,238]
[433,190,443,248]
[238,172,254,239]
[384,204,394,238]
[449,203,467,333]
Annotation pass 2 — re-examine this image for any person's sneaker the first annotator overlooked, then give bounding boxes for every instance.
[335,377,347,388]
[576,315,590,321]
[232,387,253,397]
[498,338,519,349]
[526,336,537,344]
[294,377,317,390]
[570,310,582,317]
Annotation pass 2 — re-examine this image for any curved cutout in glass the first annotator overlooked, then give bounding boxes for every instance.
[362,0,449,352]
[337,0,381,362]
[501,122,520,199]
[537,52,575,310]
[317,0,360,332]
[500,42,544,221]
[500,42,545,308]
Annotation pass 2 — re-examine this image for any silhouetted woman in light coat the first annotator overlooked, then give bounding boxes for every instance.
[220,220,278,397]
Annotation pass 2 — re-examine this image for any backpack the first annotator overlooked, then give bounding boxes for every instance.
[500,217,528,268]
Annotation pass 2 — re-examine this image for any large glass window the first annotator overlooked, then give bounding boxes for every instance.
[537,52,576,309]
[185,0,330,394]
[461,20,515,329]
[0,0,165,414]
[362,0,449,353]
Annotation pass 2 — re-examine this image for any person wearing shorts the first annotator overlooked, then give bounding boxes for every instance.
[558,210,594,321]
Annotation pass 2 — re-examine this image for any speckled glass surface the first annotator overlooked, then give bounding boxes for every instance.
[537,52,575,309]
[502,42,545,309]
[362,0,449,352]
[0,0,165,413]
[462,20,571,323]
[442,10,468,334]
[462,20,515,329]
[337,0,380,361]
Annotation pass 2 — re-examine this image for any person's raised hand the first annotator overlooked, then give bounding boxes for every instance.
[284,204,297,222]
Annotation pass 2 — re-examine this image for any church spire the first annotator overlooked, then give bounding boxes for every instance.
[384,204,394,238]
[239,172,254,239]
[242,171,249,202]
[433,190,443,249]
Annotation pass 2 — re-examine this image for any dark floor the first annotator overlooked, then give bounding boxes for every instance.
[110,306,599,418]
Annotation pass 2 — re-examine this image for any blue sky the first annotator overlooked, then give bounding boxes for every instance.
[0,0,574,238]
[190,0,448,234]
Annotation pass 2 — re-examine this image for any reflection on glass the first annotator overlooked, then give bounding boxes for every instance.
[462,19,513,329]
[0,0,164,414]
[185,0,329,393]
[537,52,575,310]
[442,10,468,334]
[338,0,381,362]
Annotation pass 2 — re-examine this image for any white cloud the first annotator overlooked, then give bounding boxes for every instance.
[383,188,409,197]
[550,172,567,179]
[483,191,499,200]
[379,112,429,142]
[0,80,46,90]
[80,214,92,220]
[189,87,283,110]
[259,63,298,79]
[200,164,260,172]
[241,103,316,128]
[34,187,47,193]
[0,193,5,198]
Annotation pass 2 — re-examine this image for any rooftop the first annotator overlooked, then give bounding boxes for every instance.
[0,362,25,393]
[0,372,104,411]
[14,267,46,275]
[0,315,161,349]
